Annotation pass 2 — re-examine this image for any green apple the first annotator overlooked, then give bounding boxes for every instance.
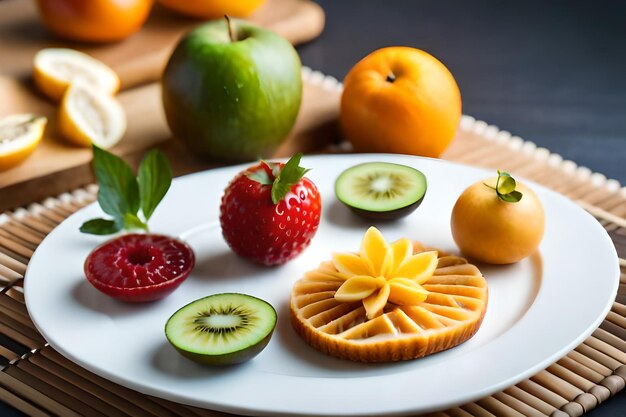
[161,18,302,162]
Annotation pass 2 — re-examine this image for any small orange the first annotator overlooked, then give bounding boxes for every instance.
[451,173,545,264]
[340,47,461,158]
[157,0,265,19]
[35,0,153,43]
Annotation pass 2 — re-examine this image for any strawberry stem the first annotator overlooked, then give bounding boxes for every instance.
[271,153,310,204]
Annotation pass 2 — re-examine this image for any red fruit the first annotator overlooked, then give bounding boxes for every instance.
[220,154,322,266]
[84,234,195,302]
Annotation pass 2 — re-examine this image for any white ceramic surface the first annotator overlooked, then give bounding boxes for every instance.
[25,154,620,416]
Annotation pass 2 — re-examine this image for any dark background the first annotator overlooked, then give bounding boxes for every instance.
[2,0,624,416]
[299,0,626,185]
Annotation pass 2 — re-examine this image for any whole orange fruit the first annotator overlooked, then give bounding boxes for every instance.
[451,176,545,264]
[340,47,461,158]
[157,0,265,19]
[35,0,153,43]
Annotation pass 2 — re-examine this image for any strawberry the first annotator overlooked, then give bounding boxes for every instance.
[220,153,321,266]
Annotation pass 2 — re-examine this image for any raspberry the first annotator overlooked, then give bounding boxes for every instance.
[84,234,195,302]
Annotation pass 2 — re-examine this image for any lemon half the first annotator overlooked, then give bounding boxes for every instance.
[58,83,126,149]
[33,48,120,102]
[0,114,47,171]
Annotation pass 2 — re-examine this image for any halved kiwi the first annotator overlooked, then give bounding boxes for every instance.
[335,162,427,220]
[165,293,277,366]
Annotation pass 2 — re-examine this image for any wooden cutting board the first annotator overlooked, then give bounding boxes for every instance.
[0,75,342,211]
[0,0,330,211]
[0,0,325,88]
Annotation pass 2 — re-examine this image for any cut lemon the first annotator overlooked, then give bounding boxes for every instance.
[33,48,120,102]
[58,83,126,149]
[0,114,47,172]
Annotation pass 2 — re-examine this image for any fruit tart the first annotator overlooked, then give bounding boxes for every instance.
[290,227,488,362]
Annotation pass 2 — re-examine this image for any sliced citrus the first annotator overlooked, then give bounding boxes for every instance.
[0,114,47,172]
[58,83,127,149]
[33,48,120,102]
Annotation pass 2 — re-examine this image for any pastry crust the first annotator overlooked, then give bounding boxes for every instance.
[290,244,488,362]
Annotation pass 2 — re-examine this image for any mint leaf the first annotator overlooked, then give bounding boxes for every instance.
[92,146,139,221]
[271,153,310,204]
[82,147,174,236]
[123,213,149,231]
[138,149,172,221]
[80,218,122,235]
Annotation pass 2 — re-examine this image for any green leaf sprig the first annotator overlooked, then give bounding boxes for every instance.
[270,153,310,204]
[80,146,172,235]
[244,153,311,205]
[485,170,523,203]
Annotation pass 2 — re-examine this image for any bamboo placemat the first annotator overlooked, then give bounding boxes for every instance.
[0,69,625,416]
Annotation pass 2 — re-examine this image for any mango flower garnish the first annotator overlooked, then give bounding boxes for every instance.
[333,227,438,320]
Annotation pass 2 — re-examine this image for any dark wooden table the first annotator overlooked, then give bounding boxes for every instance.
[2,0,624,416]
[297,2,626,416]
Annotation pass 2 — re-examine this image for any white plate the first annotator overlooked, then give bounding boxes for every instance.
[25,154,620,416]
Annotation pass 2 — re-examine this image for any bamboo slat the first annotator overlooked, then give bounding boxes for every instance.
[503,385,559,415]
[40,348,183,417]
[447,408,476,417]
[557,356,605,385]
[0,368,85,417]
[491,391,546,417]
[476,396,526,416]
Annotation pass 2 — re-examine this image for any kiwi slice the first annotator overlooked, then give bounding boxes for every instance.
[335,162,427,220]
[165,293,277,366]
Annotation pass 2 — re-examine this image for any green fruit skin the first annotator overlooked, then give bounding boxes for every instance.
[162,18,303,162]
[171,329,275,366]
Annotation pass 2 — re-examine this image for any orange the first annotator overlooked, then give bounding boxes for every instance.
[340,47,461,158]
[35,0,153,43]
[451,176,545,264]
[157,0,265,19]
